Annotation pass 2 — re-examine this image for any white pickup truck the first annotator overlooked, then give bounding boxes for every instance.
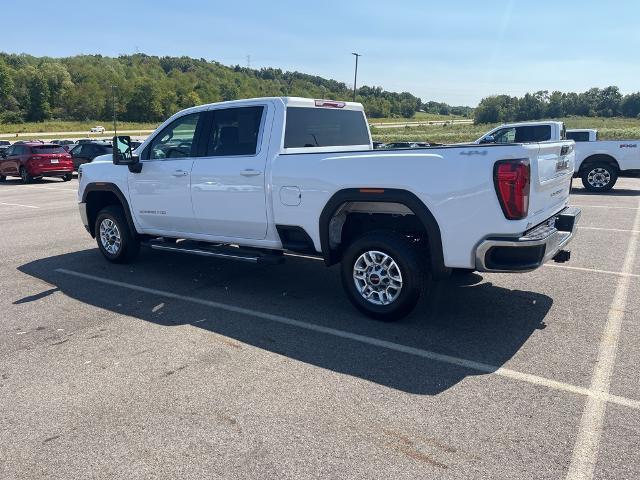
[476,121,640,192]
[77,97,580,320]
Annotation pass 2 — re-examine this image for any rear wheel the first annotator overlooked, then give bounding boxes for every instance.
[0,175,6,182]
[62,173,72,182]
[581,163,618,192]
[341,230,426,321]
[19,166,33,184]
[95,205,140,263]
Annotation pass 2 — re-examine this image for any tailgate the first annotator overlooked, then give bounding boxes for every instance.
[527,141,574,224]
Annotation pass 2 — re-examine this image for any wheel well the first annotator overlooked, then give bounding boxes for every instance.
[85,191,123,237]
[319,189,448,279]
[580,154,619,173]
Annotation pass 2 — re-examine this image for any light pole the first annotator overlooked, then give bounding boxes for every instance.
[351,52,361,102]
[111,85,118,138]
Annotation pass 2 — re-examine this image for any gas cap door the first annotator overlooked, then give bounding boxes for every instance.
[279,186,301,206]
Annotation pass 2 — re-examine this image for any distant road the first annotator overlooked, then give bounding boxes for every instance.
[0,129,154,139]
[370,119,474,129]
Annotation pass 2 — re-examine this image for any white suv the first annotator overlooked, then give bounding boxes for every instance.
[90,126,106,133]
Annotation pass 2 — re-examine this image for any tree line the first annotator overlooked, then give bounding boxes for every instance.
[474,87,640,124]
[0,53,470,124]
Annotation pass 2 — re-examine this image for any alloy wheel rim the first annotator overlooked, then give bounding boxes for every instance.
[353,250,403,306]
[587,167,611,188]
[99,218,122,255]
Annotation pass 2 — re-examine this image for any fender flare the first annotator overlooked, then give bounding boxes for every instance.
[83,182,137,237]
[319,188,448,278]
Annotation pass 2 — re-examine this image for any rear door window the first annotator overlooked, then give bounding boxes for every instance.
[206,106,264,156]
[567,131,590,142]
[514,125,551,142]
[284,107,369,148]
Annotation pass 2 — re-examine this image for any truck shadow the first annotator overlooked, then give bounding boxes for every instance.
[18,249,552,395]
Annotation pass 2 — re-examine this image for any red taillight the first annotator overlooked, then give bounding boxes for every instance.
[494,159,530,220]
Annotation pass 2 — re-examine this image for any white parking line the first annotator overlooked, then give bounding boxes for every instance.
[24,185,77,192]
[545,264,640,279]
[55,267,640,413]
[580,226,640,234]
[566,199,640,480]
[0,202,40,209]
[572,204,639,210]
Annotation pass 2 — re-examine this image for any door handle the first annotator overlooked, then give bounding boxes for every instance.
[240,169,262,177]
[172,170,189,177]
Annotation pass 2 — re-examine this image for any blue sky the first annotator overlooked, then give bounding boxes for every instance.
[2,0,640,106]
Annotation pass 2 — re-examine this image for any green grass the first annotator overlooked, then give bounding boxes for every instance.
[371,116,640,144]
[369,111,466,124]
[0,120,158,136]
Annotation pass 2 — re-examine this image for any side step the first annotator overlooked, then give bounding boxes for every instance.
[143,239,285,265]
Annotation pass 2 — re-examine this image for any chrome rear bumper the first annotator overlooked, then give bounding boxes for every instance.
[475,207,581,273]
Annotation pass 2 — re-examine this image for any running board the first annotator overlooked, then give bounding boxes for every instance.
[144,240,284,265]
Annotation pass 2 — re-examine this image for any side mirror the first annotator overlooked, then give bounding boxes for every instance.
[480,135,495,144]
[113,136,138,165]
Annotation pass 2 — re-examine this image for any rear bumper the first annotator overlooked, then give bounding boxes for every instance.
[475,206,581,273]
[29,167,74,176]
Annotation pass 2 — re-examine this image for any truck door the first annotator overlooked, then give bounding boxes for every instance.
[128,112,204,233]
[190,105,270,239]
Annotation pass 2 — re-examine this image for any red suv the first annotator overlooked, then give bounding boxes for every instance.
[0,142,74,183]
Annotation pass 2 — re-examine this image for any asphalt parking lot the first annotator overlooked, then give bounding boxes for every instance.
[1,176,639,479]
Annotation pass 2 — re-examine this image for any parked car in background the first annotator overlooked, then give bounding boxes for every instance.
[565,128,640,191]
[372,141,386,149]
[76,138,93,145]
[69,141,112,170]
[383,142,430,149]
[0,142,73,183]
[477,121,640,192]
[90,126,106,133]
[0,140,10,146]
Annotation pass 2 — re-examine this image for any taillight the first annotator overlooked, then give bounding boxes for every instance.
[494,159,530,220]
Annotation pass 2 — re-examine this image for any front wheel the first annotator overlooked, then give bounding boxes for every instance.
[340,231,426,321]
[95,205,140,263]
[581,163,618,192]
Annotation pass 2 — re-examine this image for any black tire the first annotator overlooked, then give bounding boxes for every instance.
[95,205,140,264]
[0,175,6,182]
[19,166,33,184]
[340,230,426,321]
[62,173,73,181]
[581,162,618,192]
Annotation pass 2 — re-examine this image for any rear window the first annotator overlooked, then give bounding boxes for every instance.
[31,145,66,154]
[284,107,369,148]
[514,125,551,143]
[567,131,590,142]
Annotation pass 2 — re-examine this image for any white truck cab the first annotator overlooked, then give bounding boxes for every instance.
[475,121,566,144]
[479,121,640,192]
[77,98,580,320]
